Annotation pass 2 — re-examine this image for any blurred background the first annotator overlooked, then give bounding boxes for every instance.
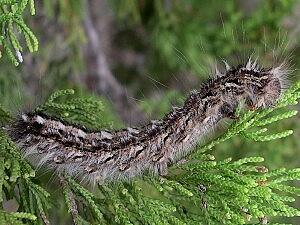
[1,0,300,223]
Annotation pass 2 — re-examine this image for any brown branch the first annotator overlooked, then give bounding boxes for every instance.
[83,0,146,126]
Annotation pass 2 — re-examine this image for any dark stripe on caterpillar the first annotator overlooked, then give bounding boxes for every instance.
[6,58,288,185]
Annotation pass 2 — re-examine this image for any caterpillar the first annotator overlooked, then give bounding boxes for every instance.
[6,58,288,185]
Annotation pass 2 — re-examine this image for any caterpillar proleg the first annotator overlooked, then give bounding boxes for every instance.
[6,58,288,185]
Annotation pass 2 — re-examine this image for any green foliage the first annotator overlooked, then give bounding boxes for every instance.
[169,156,300,224]
[0,0,38,66]
[36,88,123,130]
[0,211,36,225]
[0,129,50,225]
[111,0,296,77]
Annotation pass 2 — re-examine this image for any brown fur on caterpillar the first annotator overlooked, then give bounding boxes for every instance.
[6,58,288,185]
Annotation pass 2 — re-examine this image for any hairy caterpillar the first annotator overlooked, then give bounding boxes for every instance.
[6,58,288,185]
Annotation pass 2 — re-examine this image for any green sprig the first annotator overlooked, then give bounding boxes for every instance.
[0,0,38,65]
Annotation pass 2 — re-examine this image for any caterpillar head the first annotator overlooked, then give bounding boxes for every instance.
[239,60,288,109]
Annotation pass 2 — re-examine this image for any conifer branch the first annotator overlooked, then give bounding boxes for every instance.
[0,0,38,65]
